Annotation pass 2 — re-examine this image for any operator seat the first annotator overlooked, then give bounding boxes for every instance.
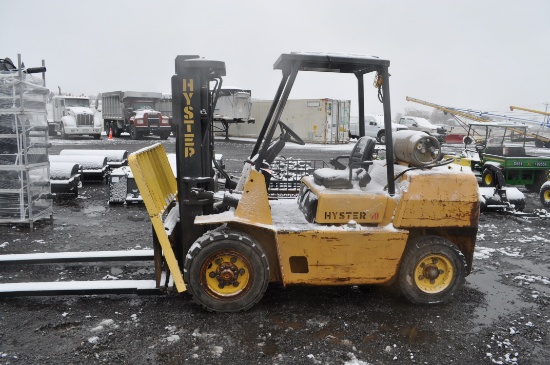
[312,136,375,189]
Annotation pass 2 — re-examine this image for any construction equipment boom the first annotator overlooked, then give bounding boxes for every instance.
[407,97,550,147]
[510,105,550,117]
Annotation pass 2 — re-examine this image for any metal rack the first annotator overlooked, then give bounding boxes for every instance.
[0,54,52,228]
[267,157,329,196]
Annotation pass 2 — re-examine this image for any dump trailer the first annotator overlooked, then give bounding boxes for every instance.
[102,91,171,140]
[0,53,480,314]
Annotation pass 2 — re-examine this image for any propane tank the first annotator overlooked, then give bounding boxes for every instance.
[393,130,441,167]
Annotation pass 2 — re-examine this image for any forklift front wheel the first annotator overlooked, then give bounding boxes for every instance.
[398,236,466,305]
[184,229,270,313]
[481,169,496,187]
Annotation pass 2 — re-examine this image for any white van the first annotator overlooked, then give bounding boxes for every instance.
[349,114,408,143]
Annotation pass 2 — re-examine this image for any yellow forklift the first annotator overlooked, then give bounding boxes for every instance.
[129,53,480,312]
[0,53,479,312]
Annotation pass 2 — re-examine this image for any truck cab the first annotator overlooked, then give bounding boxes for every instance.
[51,95,102,139]
[399,116,446,143]
[349,114,408,143]
[102,91,171,140]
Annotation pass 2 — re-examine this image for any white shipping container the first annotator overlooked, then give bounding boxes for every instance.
[228,99,350,144]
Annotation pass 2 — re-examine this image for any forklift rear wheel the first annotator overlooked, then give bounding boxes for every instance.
[159,131,170,140]
[184,229,270,313]
[540,183,550,207]
[398,236,466,305]
[481,169,495,187]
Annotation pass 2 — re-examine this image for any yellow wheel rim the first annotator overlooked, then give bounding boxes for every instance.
[413,254,454,294]
[200,250,252,299]
[544,189,550,202]
[484,173,493,185]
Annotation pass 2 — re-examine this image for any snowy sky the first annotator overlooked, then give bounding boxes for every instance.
[3,0,549,119]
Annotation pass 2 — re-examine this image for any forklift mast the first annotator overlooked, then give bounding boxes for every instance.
[171,56,226,257]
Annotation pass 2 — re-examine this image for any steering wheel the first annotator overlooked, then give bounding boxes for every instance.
[278,121,305,145]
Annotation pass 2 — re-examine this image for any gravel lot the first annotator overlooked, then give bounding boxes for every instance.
[0,134,549,365]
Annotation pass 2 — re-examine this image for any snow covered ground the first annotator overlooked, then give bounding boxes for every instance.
[0,137,549,364]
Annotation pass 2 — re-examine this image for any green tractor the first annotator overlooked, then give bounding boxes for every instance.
[461,122,550,208]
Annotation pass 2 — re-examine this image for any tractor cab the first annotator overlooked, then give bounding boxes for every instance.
[463,122,529,158]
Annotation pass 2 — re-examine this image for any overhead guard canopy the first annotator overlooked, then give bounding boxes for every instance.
[255,52,395,195]
[273,52,390,74]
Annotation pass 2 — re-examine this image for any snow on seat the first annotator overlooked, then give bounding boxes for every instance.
[313,136,375,189]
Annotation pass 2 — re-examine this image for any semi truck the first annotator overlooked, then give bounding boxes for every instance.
[50,95,102,139]
[102,91,171,140]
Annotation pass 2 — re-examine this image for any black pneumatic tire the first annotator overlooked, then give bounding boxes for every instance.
[481,169,496,187]
[378,131,386,144]
[525,171,548,193]
[129,124,140,140]
[398,236,466,305]
[184,229,270,313]
[48,124,57,136]
[60,124,68,139]
[540,182,550,207]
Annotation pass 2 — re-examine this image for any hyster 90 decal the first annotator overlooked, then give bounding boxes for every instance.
[324,211,379,220]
